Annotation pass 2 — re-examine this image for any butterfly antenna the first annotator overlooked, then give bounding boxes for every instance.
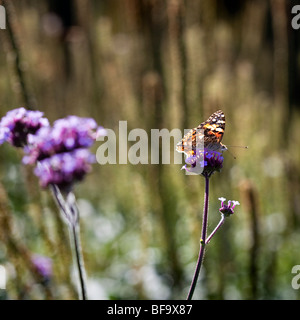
[226,145,249,149]
[226,148,237,160]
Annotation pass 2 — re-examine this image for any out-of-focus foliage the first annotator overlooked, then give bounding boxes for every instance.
[0,0,300,300]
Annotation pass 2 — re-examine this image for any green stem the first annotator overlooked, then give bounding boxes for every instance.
[187,175,210,300]
[50,184,88,300]
[205,214,225,245]
[71,223,88,300]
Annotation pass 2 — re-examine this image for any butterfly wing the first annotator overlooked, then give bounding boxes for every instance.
[175,126,203,156]
[176,110,225,155]
[200,110,225,148]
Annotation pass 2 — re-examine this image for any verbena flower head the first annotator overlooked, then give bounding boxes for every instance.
[23,115,106,190]
[218,197,240,217]
[23,115,105,164]
[0,107,49,147]
[181,149,224,177]
[34,149,95,190]
[31,254,53,280]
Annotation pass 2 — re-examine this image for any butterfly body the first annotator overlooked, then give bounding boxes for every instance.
[176,110,227,156]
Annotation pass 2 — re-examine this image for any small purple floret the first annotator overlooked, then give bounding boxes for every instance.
[31,254,53,279]
[0,107,49,147]
[34,149,96,189]
[218,197,240,217]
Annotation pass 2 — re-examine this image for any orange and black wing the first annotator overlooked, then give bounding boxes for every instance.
[176,110,225,155]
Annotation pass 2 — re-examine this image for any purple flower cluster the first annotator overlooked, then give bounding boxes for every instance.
[218,197,240,217]
[0,107,49,147]
[23,116,103,164]
[182,149,224,177]
[35,149,95,189]
[0,107,106,190]
[24,115,105,190]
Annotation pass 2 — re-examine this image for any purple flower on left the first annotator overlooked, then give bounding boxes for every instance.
[23,115,106,190]
[0,107,49,147]
[31,254,53,280]
[0,108,106,190]
[34,149,96,189]
[0,108,103,299]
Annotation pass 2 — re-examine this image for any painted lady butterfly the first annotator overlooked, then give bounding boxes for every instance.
[176,110,227,156]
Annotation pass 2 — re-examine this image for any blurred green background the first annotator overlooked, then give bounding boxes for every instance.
[0,0,300,300]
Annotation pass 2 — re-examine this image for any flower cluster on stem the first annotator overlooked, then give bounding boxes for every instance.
[0,107,106,300]
[182,148,224,177]
[178,145,240,300]
[23,115,105,190]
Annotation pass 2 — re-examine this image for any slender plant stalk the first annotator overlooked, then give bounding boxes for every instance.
[2,0,35,109]
[205,214,225,245]
[71,223,88,300]
[187,175,210,300]
[50,184,88,300]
